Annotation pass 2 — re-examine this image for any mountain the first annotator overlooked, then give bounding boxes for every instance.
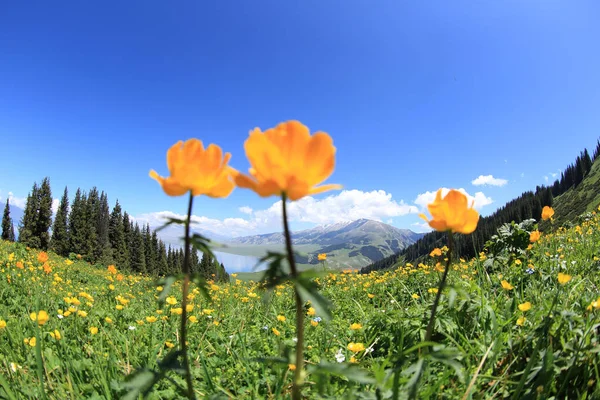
[227,219,424,269]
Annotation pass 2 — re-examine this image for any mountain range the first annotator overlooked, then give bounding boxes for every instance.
[4,198,422,270]
[220,219,424,269]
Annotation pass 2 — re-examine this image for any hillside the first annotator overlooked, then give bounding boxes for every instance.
[226,219,423,269]
[548,155,600,226]
[363,139,600,274]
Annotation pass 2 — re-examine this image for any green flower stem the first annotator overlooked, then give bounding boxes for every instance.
[180,191,195,400]
[281,193,304,400]
[424,231,454,348]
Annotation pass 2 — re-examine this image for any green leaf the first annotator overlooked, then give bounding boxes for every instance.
[157,349,185,375]
[190,233,214,258]
[258,251,289,288]
[120,369,160,400]
[294,275,332,321]
[308,361,376,385]
[154,217,188,233]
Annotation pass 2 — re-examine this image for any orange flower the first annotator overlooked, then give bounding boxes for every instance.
[541,206,554,221]
[37,251,49,263]
[529,230,541,243]
[150,139,236,198]
[233,120,342,201]
[317,253,327,261]
[419,189,479,234]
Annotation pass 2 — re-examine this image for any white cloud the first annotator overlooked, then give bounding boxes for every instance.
[254,190,419,226]
[414,188,493,211]
[138,189,419,238]
[550,172,559,178]
[544,176,549,182]
[0,191,27,209]
[520,172,525,178]
[471,175,508,187]
[52,199,59,215]
[135,211,256,238]
[239,206,253,215]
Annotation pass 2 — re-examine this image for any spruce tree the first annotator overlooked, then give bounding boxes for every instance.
[84,187,99,262]
[35,177,53,250]
[158,241,169,275]
[96,191,111,264]
[130,223,146,273]
[109,201,128,269]
[143,224,156,274]
[68,189,88,256]
[19,182,40,248]
[50,187,70,255]
[2,198,14,241]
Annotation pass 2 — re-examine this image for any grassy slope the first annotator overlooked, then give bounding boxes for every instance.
[550,157,600,226]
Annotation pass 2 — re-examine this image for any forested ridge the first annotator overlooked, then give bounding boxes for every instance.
[1,180,229,281]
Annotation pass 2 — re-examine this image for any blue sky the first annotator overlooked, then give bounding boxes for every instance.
[1,0,599,236]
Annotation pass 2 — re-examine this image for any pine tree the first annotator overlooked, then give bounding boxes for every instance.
[109,201,128,269]
[2,198,14,241]
[143,224,156,274]
[84,187,99,262]
[593,139,600,161]
[35,177,54,250]
[68,189,88,256]
[19,182,40,248]
[158,241,169,275]
[96,191,111,264]
[582,149,593,176]
[130,223,146,273]
[50,187,70,255]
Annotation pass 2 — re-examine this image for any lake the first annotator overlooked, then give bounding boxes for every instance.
[211,250,267,273]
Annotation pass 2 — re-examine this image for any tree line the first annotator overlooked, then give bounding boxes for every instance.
[361,138,600,274]
[1,179,229,281]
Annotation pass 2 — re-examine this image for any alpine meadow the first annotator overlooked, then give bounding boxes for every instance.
[2,2,600,399]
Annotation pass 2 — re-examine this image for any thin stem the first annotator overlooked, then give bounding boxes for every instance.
[282,193,304,400]
[180,191,195,400]
[424,231,454,347]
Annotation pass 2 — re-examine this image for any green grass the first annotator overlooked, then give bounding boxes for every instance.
[551,157,600,226]
[1,208,600,398]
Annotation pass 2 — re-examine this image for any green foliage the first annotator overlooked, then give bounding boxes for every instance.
[50,187,69,256]
[483,218,536,270]
[1,199,15,242]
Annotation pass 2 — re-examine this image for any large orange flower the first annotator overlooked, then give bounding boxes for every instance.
[233,120,341,201]
[419,189,479,234]
[541,206,554,221]
[150,139,236,198]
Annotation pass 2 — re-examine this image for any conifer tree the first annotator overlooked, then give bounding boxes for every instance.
[158,241,169,275]
[130,223,146,273]
[109,201,128,269]
[35,177,53,250]
[96,191,111,264]
[19,182,40,248]
[84,187,99,262]
[50,187,70,256]
[2,198,14,241]
[68,189,88,256]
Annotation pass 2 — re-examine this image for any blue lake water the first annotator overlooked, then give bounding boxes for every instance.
[211,250,267,273]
